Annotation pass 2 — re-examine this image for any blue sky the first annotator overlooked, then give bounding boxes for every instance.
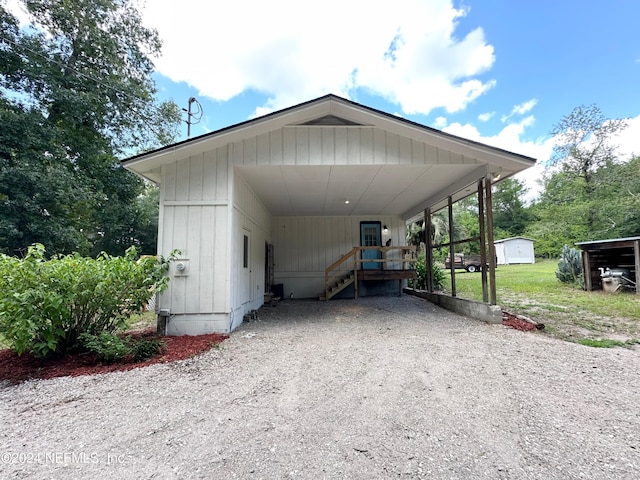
[12,0,639,198]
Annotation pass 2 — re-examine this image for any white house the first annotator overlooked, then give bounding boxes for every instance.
[494,237,535,265]
[122,95,535,335]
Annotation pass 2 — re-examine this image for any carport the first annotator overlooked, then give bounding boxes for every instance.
[123,94,537,334]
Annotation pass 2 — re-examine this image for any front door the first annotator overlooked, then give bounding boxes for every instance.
[360,221,382,270]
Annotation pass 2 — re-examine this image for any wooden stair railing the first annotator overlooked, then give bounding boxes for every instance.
[323,247,359,301]
[322,245,417,300]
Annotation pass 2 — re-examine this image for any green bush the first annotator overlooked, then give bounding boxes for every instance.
[409,252,445,290]
[78,332,131,363]
[78,332,165,363]
[132,337,165,362]
[0,244,176,357]
[556,245,583,286]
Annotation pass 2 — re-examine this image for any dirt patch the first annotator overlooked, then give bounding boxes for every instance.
[0,329,227,383]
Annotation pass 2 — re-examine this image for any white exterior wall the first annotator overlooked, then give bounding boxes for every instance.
[231,173,272,330]
[157,147,233,335]
[495,238,535,264]
[271,215,406,298]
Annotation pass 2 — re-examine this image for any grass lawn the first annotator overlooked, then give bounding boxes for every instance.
[443,259,640,342]
[126,310,157,331]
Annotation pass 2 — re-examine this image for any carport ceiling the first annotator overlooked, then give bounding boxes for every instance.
[236,163,481,217]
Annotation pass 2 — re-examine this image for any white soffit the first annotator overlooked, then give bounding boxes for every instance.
[236,164,481,217]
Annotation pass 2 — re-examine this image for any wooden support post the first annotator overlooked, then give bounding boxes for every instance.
[354,256,359,299]
[425,207,434,292]
[477,179,489,303]
[635,240,640,295]
[485,176,497,305]
[582,249,592,291]
[448,196,456,297]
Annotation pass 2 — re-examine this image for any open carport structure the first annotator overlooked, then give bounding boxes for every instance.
[122,94,536,335]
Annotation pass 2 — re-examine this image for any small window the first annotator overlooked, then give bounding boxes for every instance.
[243,235,249,268]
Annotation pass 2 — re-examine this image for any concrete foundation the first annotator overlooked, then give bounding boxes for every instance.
[404,289,503,324]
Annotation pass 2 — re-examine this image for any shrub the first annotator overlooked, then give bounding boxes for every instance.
[78,332,131,363]
[132,337,165,362]
[409,252,445,290]
[556,245,583,286]
[0,244,176,357]
[78,332,166,363]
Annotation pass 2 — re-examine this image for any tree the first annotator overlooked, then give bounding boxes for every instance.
[492,178,532,236]
[524,171,590,257]
[0,0,180,256]
[549,104,627,232]
[524,105,635,257]
[0,97,94,254]
[588,155,640,238]
[406,209,468,260]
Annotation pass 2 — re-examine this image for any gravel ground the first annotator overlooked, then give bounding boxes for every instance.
[1,295,640,479]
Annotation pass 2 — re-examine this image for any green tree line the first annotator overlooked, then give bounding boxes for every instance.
[408,105,640,258]
[0,0,180,257]
[1,2,637,261]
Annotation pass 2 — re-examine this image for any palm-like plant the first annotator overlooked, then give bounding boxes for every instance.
[406,211,467,251]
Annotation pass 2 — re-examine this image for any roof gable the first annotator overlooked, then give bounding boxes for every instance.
[300,114,364,126]
[122,94,536,217]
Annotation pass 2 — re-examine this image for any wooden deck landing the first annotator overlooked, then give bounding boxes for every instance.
[359,270,417,281]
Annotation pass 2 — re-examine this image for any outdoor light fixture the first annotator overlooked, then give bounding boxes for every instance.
[383,225,389,234]
[344,199,350,204]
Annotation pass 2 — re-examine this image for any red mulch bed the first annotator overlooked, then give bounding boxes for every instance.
[0,329,228,384]
[502,311,539,332]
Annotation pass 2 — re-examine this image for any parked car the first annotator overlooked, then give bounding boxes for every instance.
[445,253,485,273]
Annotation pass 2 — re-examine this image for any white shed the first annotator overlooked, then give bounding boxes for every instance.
[122,95,536,335]
[494,237,535,265]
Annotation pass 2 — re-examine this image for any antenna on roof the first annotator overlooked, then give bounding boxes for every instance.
[183,97,203,138]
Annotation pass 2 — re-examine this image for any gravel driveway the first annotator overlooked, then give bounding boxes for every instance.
[2,295,640,479]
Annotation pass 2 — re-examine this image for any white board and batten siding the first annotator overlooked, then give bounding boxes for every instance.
[231,173,272,329]
[271,215,406,298]
[495,237,535,265]
[230,126,481,167]
[157,147,233,335]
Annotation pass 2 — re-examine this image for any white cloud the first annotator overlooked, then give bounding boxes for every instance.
[439,112,640,203]
[617,114,640,160]
[478,111,494,122]
[433,116,448,128]
[443,115,555,201]
[141,0,496,116]
[513,99,538,115]
[501,99,538,122]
